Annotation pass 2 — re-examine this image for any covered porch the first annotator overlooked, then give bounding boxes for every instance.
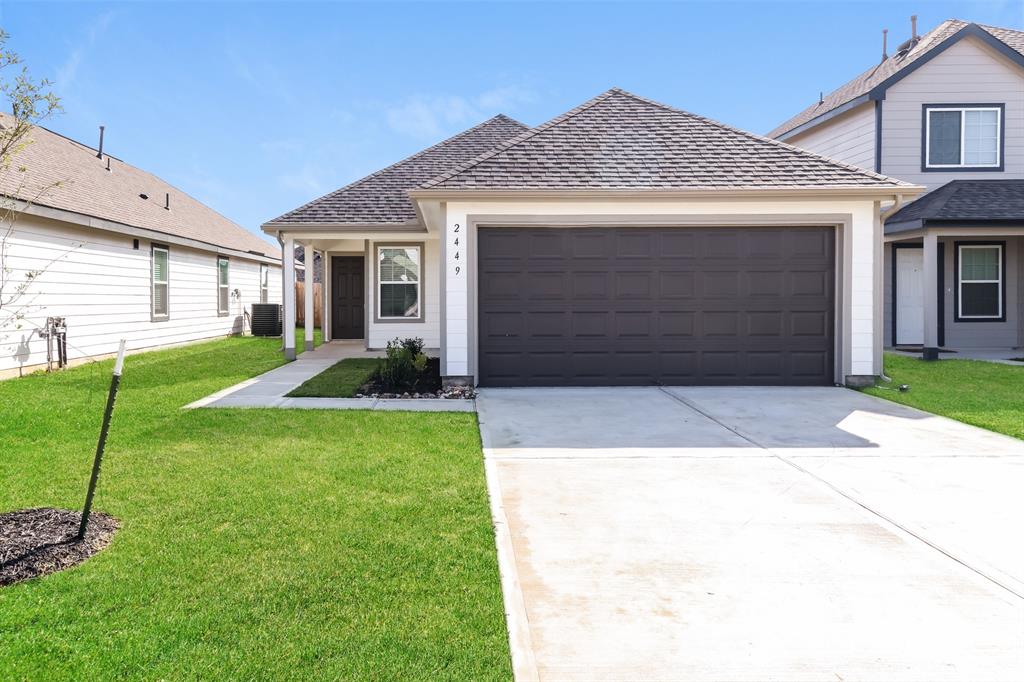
[884,184,1024,361]
[273,231,441,361]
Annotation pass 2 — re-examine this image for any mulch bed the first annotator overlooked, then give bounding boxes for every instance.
[0,507,119,587]
[358,357,472,399]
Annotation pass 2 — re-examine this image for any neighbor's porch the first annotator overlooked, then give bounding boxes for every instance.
[884,227,1024,361]
[277,232,442,360]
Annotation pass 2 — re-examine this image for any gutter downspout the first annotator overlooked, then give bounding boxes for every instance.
[880,193,906,221]
[877,193,907,383]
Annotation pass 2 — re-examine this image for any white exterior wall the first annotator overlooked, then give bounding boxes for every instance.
[881,36,1024,189]
[1,213,281,376]
[366,237,441,349]
[441,197,882,382]
[786,103,877,170]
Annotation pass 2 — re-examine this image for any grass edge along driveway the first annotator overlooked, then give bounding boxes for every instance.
[863,352,1024,440]
[0,334,512,680]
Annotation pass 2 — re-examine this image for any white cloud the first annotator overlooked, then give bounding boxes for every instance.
[384,85,538,141]
[55,11,114,90]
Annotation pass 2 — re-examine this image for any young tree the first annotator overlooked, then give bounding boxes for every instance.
[0,28,62,339]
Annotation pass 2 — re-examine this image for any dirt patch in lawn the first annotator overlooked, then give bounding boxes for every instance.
[1,508,119,587]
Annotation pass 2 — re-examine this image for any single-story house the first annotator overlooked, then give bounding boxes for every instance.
[263,88,922,387]
[0,114,282,378]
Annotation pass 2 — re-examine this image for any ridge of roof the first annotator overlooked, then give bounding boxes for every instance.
[419,89,622,189]
[769,19,1024,140]
[268,113,527,224]
[3,113,280,258]
[422,87,915,191]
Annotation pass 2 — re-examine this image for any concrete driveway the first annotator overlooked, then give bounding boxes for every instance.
[477,387,1024,681]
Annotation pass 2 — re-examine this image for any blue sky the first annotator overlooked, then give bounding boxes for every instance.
[3,1,1022,246]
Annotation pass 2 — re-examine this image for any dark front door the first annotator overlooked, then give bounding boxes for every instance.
[331,256,365,339]
[477,226,835,387]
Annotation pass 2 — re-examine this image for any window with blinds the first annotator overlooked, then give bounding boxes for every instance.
[152,245,169,320]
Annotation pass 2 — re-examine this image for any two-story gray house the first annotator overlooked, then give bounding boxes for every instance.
[771,19,1024,359]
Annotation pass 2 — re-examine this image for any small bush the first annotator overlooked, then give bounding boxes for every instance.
[377,337,427,390]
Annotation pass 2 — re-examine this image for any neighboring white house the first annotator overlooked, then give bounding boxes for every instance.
[0,115,282,378]
[264,88,921,388]
[771,19,1024,358]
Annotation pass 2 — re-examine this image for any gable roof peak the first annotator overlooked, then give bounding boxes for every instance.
[770,18,1024,140]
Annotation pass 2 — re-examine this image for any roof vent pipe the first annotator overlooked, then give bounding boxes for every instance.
[881,28,889,61]
[105,156,111,172]
[911,15,918,41]
[165,193,170,210]
[96,125,105,159]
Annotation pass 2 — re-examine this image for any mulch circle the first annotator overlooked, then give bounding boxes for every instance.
[0,507,119,587]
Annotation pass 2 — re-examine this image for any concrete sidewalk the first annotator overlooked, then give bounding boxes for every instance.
[478,387,1024,681]
[185,341,474,412]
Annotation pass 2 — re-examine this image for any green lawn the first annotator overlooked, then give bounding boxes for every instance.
[287,358,381,398]
[0,334,510,679]
[864,352,1024,440]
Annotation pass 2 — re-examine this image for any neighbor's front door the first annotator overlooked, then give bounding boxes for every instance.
[331,255,365,339]
[895,247,924,346]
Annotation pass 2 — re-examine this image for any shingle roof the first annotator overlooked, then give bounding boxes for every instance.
[770,20,1024,140]
[269,114,528,225]
[420,88,913,191]
[885,180,1024,231]
[0,113,279,258]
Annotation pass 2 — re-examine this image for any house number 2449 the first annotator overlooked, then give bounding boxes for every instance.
[452,223,461,275]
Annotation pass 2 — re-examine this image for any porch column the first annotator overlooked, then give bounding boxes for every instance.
[304,243,315,352]
[922,231,940,360]
[283,234,296,360]
[321,250,331,343]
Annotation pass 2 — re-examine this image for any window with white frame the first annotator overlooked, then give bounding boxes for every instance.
[217,257,230,315]
[377,246,421,319]
[957,243,1003,320]
[925,106,1002,169]
[260,264,269,303]
[152,244,169,320]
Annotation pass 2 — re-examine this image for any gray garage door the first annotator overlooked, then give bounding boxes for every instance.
[477,226,835,387]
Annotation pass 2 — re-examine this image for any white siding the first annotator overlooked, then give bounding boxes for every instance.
[1,213,281,376]
[786,102,876,171]
[366,238,441,349]
[881,36,1024,189]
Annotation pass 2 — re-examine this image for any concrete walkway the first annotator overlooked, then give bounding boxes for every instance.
[185,341,473,412]
[478,386,1024,681]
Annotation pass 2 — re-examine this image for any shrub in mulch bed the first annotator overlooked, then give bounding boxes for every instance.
[357,338,476,399]
[0,507,119,587]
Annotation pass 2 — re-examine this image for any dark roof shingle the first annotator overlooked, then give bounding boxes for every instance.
[421,88,912,191]
[269,114,528,225]
[770,20,1024,139]
[886,180,1024,231]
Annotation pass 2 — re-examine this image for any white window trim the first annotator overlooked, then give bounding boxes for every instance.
[958,244,1003,319]
[217,256,230,315]
[925,106,1002,169]
[260,264,269,304]
[377,245,422,320]
[152,244,169,321]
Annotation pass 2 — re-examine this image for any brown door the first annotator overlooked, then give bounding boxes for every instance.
[477,226,835,387]
[331,256,365,339]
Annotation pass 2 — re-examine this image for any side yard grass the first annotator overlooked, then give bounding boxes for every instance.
[0,334,510,679]
[864,352,1024,440]
[287,357,381,397]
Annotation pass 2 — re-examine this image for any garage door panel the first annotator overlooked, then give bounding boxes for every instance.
[478,226,834,387]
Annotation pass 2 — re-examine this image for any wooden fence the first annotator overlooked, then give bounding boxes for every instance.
[295,282,323,328]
